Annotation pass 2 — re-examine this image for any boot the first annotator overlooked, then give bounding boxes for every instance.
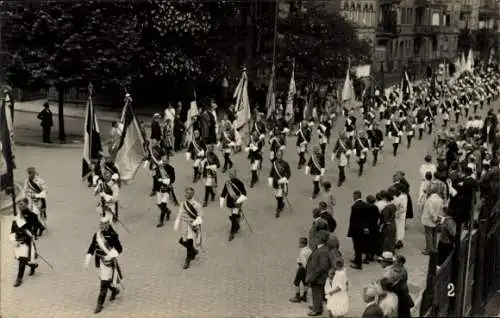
[301,293,308,302]
[13,278,22,287]
[203,187,210,207]
[156,205,166,227]
[183,257,191,269]
[109,288,120,301]
[228,232,235,241]
[28,264,38,276]
[94,304,103,314]
[289,293,302,303]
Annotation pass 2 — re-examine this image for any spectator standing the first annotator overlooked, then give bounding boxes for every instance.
[421,184,444,255]
[37,102,53,143]
[289,237,312,303]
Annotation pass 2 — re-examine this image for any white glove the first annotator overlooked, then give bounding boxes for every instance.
[283,128,290,134]
[279,145,286,150]
[320,168,325,176]
[185,152,191,161]
[84,254,92,269]
[305,166,310,175]
[107,248,119,259]
[8,233,16,243]
[268,177,273,187]
[208,164,217,171]
[278,177,288,184]
[192,216,203,226]
[250,145,258,151]
[174,219,180,231]
[236,195,247,204]
[346,150,352,156]
[228,142,235,147]
[197,151,205,157]
[216,142,221,148]
[259,134,265,140]
[35,191,47,198]
[143,160,150,168]
[244,147,250,152]
[380,141,384,147]
[161,178,171,185]
[220,198,226,208]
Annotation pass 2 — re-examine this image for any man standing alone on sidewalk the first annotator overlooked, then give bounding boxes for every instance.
[37,102,53,143]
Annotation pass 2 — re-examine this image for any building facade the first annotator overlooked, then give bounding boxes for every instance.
[339,0,379,46]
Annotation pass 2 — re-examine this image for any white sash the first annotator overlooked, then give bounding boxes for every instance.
[96,231,112,256]
[312,153,322,171]
[273,162,284,180]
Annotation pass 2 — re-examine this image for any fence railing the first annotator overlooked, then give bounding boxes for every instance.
[419,199,500,317]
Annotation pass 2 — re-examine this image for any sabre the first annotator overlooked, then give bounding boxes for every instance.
[282,183,295,214]
[37,252,54,269]
[115,218,131,234]
[240,211,254,233]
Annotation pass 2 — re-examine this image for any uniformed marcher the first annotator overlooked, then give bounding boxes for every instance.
[389,119,404,156]
[269,127,286,162]
[344,111,357,143]
[23,167,47,236]
[369,122,384,166]
[185,129,207,183]
[268,149,291,218]
[220,120,236,172]
[404,117,416,148]
[245,131,264,187]
[317,114,332,156]
[202,146,220,207]
[84,214,123,314]
[174,187,203,269]
[220,170,248,241]
[295,120,312,169]
[95,161,120,221]
[251,112,267,142]
[332,134,352,187]
[148,139,164,197]
[425,105,434,135]
[305,146,325,199]
[354,130,370,176]
[9,199,42,287]
[155,154,177,228]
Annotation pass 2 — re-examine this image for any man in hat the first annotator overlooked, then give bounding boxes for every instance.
[305,230,331,316]
[317,114,332,156]
[269,126,286,162]
[305,146,325,199]
[155,154,177,228]
[148,138,164,197]
[332,133,352,187]
[36,102,53,143]
[199,100,218,146]
[251,112,267,143]
[150,113,163,143]
[201,145,220,207]
[295,120,312,170]
[369,122,384,166]
[185,129,207,183]
[246,130,264,187]
[23,167,48,236]
[174,187,203,269]
[220,169,247,241]
[220,119,236,172]
[9,198,42,287]
[268,149,291,218]
[95,161,120,221]
[84,214,123,314]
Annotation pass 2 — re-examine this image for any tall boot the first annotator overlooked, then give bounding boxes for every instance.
[392,144,398,156]
[428,124,433,135]
[169,189,179,206]
[203,186,210,207]
[14,258,27,287]
[297,153,305,169]
[407,136,412,149]
[28,263,38,276]
[228,214,239,241]
[275,197,284,218]
[418,129,424,140]
[109,286,120,301]
[250,170,258,188]
[223,154,229,172]
[156,204,169,227]
[193,168,199,183]
[312,181,320,199]
[372,150,378,166]
[94,280,110,314]
[210,187,216,201]
[358,162,364,177]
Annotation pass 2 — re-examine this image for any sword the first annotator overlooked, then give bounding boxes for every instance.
[115,217,131,234]
[114,260,125,290]
[240,210,254,233]
[282,183,295,214]
[37,252,54,269]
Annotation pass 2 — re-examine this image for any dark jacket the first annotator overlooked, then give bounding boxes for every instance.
[200,109,217,145]
[151,120,162,140]
[319,210,337,233]
[348,199,370,238]
[37,108,53,127]
[305,244,331,285]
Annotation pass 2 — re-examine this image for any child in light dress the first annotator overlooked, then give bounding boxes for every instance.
[324,259,349,318]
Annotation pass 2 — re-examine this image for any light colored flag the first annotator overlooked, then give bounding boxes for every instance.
[466,49,474,71]
[341,63,355,103]
[0,98,15,184]
[184,90,199,146]
[265,68,276,120]
[285,63,296,123]
[114,94,147,182]
[233,68,251,130]
[82,92,103,180]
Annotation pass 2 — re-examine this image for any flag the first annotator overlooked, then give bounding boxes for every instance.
[285,63,296,123]
[184,90,199,146]
[114,94,147,182]
[82,94,102,180]
[401,71,413,101]
[0,98,15,191]
[341,65,355,103]
[233,68,251,130]
[467,49,474,72]
[265,68,276,120]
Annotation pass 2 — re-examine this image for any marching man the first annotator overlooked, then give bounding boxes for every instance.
[174,187,203,270]
[154,154,176,228]
[354,130,370,177]
[220,169,248,241]
[389,119,404,157]
[220,120,236,172]
[84,214,124,314]
[23,167,47,236]
[202,146,220,207]
[332,133,352,187]
[369,122,384,166]
[186,130,207,183]
[269,127,286,162]
[94,162,120,222]
[268,149,291,218]
[246,131,264,187]
[9,199,42,287]
[305,146,325,199]
[317,114,332,156]
[295,120,312,169]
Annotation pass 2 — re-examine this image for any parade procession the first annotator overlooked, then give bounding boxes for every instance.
[1,2,500,318]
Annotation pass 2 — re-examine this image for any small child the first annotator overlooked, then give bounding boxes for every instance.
[322,182,336,214]
[289,237,312,303]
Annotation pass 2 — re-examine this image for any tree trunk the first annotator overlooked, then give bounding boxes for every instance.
[57,87,66,142]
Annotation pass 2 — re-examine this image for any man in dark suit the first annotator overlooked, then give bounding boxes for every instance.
[482,116,498,147]
[457,166,478,228]
[305,230,331,316]
[150,113,163,143]
[318,201,337,233]
[200,101,217,146]
[37,102,53,143]
[479,158,500,218]
[348,190,370,269]
[364,195,380,262]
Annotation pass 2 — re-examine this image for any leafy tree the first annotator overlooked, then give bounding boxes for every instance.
[2,0,139,141]
[457,28,475,54]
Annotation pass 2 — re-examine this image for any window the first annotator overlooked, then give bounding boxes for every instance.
[402,7,407,24]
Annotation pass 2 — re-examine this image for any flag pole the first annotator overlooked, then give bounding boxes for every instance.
[87,82,93,165]
[271,0,279,121]
[1,92,18,216]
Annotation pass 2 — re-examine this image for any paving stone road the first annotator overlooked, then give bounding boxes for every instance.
[3,102,487,318]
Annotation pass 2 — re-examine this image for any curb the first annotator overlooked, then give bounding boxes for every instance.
[15,139,83,149]
[0,182,24,216]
